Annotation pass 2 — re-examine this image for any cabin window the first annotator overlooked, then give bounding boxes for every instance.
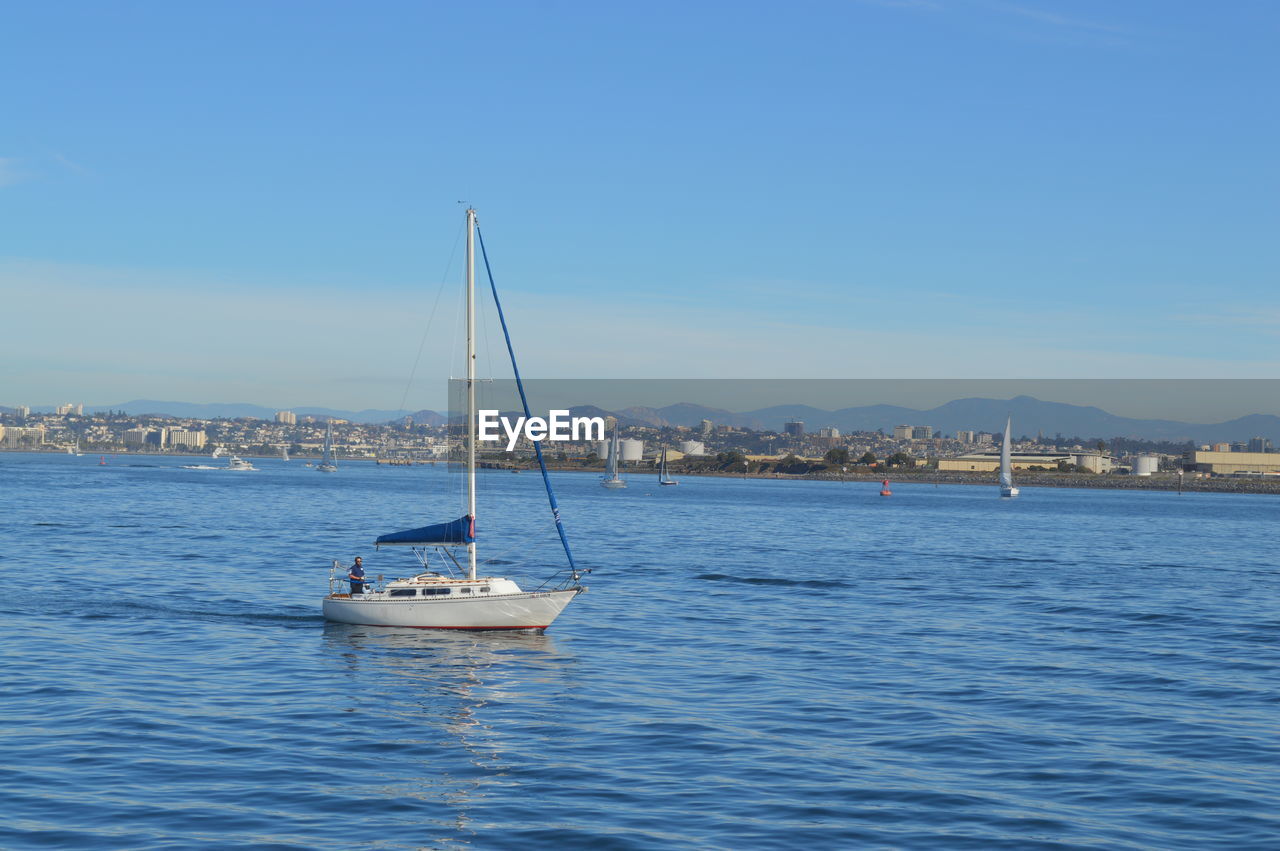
[479,586,490,593]
[389,588,416,597]
[421,587,452,596]
[460,588,471,594]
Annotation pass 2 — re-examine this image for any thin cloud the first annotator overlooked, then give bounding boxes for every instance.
[988,1,1127,36]
[51,152,91,175]
[0,158,25,187]
[858,0,944,10]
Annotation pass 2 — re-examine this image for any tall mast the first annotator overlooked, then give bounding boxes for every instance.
[466,208,478,580]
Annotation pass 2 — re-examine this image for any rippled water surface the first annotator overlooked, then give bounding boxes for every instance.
[3,453,1278,849]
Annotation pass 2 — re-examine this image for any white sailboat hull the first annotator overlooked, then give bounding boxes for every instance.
[601,479,626,489]
[322,587,582,630]
[1000,486,1020,498]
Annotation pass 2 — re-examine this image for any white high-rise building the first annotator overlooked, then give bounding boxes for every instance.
[275,411,297,425]
[168,430,208,449]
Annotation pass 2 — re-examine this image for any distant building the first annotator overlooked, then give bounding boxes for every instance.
[975,433,994,446]
[1188,450,1280,476]
[275,410,297,425]
[168,429,207,449]
[123,427,151,447]
[700,419,713,436]
[911,426,933,440]
[816,426,840,439]
[679,440,706,456]
[2,425,44,447]
[1248,436,1271,453]
[15,405,30,419]
[956,430,976,443]
[55,403,83,416]
[893,424,913,440]
[1212,443,1232,453]
[619,439,644,462]
[939,451,1075,473]
[784,421,805,437]
[146,427,168,447]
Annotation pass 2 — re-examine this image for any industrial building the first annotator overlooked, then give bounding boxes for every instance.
[938,451,1112,473]
[1187,450,1280,476]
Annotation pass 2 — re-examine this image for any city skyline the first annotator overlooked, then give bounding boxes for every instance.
[3,2,1278,411]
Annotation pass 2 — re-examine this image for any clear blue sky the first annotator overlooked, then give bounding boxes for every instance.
[2,1,1277,413]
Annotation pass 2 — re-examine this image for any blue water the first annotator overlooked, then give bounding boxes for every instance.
[3,453,1277,849]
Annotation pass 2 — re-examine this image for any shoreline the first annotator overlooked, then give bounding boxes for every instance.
[8,448,1278,495]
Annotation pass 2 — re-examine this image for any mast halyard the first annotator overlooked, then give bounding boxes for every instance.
[466,208,478,581]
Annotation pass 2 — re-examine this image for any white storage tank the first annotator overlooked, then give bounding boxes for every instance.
[595,441,609,460]
[679,440,706,456]
[1133,454,1159,476]
[620,438,644,462]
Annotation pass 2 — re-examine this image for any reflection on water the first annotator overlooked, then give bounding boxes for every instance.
[320,624,576,832]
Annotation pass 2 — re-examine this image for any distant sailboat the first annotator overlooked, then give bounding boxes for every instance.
[317,421,337,473]
[280,445,290,462]
[658,447,677,486]
[999,416,1020,498]
[601,431,626,489]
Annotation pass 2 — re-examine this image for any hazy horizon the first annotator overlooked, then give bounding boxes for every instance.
[12,379,1280,425]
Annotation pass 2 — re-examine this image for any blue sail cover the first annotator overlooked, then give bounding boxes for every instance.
[375,515,474,547]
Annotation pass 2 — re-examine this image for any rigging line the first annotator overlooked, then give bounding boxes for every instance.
[475,225,578,574]
[397,219,465,416]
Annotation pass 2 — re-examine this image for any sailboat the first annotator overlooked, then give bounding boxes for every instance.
[280,445,290,462]
[999,416,1020,498]
[321,207,586,630]
[657,447,678,486]
[317,421,337,472]
[600,431,626,488]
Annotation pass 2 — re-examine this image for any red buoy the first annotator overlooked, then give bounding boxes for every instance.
[880,478,891,496]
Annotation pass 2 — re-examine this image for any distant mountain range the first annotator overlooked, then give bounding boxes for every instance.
[10,396,1279,444]
[41,400,448,426]
[606,396,1280,445]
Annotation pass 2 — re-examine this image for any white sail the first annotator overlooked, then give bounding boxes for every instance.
[318,421,337,472]
[601,430,626,487]
[999,416,1018,496]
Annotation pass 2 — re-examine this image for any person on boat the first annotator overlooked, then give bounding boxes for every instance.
[348,557,367,595]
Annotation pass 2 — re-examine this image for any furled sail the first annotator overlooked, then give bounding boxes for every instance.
[375,515,475,548]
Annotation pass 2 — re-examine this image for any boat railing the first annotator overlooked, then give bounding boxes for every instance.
[328,560,384,596]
